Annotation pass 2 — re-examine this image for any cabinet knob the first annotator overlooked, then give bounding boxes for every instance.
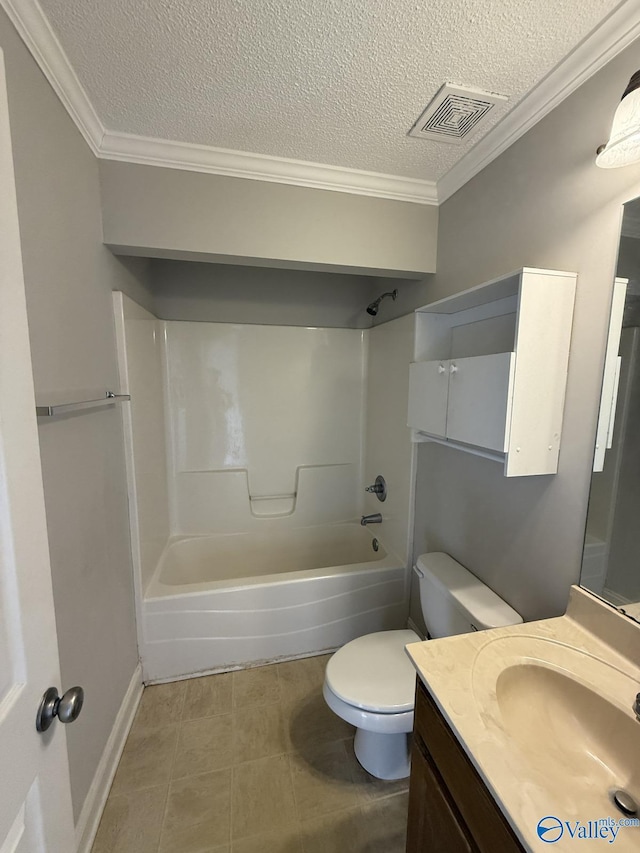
[438,364,446,374]
[450,363,458,374]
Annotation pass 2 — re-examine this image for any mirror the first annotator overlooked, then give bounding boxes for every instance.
[581,197,640,622]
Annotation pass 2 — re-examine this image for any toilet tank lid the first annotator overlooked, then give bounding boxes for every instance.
[415,552,523,630]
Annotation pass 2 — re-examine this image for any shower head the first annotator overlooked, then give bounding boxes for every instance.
[366,289,398,317]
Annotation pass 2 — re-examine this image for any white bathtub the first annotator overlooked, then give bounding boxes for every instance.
[142,523,408,682]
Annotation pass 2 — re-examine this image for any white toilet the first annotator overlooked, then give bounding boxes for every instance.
[323,552,522,780]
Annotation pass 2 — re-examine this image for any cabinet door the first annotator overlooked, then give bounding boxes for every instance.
[407,737,476,853]
[446,353,515,452]
[408,360,449,437]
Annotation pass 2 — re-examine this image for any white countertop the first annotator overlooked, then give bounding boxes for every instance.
[405,586,640,852]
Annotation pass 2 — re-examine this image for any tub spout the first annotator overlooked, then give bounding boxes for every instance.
[361,513,382,526]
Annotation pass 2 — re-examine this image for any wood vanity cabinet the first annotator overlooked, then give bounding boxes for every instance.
[406,678,525,853]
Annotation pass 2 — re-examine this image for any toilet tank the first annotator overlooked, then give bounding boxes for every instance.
[415,553,522,638]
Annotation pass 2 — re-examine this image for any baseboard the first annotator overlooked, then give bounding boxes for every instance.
[74,663,144,853]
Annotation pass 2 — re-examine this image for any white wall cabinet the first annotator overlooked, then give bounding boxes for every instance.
[408,268,577,476]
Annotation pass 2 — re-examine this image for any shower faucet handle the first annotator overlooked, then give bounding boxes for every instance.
[364,475,387,502]
[365,483,384,494]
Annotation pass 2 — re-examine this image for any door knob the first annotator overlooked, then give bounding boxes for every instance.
[36,686,84,732]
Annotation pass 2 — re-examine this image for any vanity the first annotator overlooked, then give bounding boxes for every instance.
[407,677,523,852]
[405,587,640,852]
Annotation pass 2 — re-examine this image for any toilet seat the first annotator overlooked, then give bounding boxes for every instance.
[323,682,415,734]
[325,629,420,713]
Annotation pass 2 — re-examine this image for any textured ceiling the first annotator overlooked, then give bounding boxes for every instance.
[39,0,620,181]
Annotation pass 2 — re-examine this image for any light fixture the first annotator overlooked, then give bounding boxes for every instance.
[596,71,640,168]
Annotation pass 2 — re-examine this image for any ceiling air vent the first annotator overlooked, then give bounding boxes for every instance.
[409,84,508,144]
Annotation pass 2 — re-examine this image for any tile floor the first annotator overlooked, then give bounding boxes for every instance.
[92,654,409,853]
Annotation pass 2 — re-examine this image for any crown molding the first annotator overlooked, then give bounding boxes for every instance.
[4,0,640,208]
[1,0,437,204]
[437,0,640,203]
[99,130,439,204]
[0,0,104,153]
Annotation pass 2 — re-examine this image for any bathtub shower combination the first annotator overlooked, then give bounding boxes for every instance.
[144,524,406,681]
[113,292,412,682]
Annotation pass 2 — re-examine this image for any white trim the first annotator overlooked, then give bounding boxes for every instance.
[3,0,640,206]
[437,0,640,202]
[74,664,143,853]
[0,0,104,153]
[99,130,438,204]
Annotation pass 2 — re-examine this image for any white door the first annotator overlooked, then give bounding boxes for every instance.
[0,49,76,852]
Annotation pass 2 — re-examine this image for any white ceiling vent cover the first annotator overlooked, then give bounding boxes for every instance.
[409,84,508,144]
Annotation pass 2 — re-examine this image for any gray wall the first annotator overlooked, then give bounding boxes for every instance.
[151,260,381,328]
[410,38,640,628]
[0,9,140,821]
[370,276,434,325]
[99,160,438,277]
[117,255,155,314]
[150,262,430,329]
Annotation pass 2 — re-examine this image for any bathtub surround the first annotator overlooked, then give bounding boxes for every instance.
[363,314,417,568]
[163,321,366,533]
[112,295,170,647]
[114,292,416,680]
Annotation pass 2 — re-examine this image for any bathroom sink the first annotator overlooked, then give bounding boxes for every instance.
[472,636,640,813]
[497,663,640,796]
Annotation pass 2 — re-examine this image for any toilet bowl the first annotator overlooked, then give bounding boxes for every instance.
[323,552,523,780]
[323,629,420,780]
